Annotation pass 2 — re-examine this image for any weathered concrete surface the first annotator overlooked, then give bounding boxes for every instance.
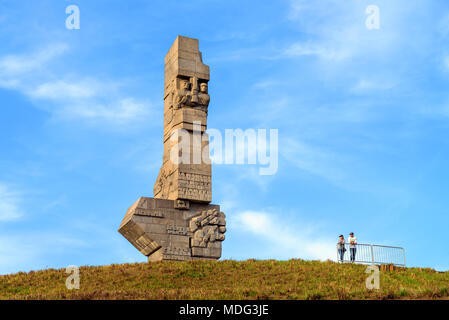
[119,36,226,261]
[119,197,226,261]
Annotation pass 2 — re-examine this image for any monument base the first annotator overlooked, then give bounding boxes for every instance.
[118,197,226,261]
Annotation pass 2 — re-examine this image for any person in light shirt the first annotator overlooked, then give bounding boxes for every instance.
[348,232,357,263]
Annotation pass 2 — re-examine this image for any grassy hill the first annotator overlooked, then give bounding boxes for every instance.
[1,259,448,300]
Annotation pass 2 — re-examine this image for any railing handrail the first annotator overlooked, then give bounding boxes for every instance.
[336,242,406,267]
[341,242,404,250]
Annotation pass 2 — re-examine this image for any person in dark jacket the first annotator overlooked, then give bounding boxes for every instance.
[337,235,346,263]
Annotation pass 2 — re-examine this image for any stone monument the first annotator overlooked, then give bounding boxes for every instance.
[118,36,226,261]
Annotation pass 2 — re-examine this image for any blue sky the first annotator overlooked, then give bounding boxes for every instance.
[1,0,449,274]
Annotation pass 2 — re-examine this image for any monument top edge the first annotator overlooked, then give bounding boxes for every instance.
[166,35,201,56]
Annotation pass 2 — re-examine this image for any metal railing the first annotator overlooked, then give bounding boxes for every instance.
[336,243,406,267]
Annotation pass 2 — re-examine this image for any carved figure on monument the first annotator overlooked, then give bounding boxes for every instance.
[172,77,209,113]
[174,78,192,110]
[198,82,210,113]
[118,36,226,262]
[190,209,226,247]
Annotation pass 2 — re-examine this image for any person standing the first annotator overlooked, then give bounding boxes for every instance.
[348,232,357,263]
[337,235,346,263]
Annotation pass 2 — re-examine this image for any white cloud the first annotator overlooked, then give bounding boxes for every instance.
[0,44,153,127]
[234,166,272,191]
[350,79,397,93]
[280,138,347,186]
[283,42,349,61]
[444,56,449,70]
[252,80,282,89]
[0,78,20,89]
[0,43,68,76]
[283,0,417,67]
[287,0,305,20]
[232,210,335,261]
[0,183,22,221]
[29,79,100,100]
[57,98,151,124]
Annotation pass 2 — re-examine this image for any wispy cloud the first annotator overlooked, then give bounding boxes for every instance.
[283,0,419,68]
[251,80,282,89]
[0,183,22,221]
[0,44,152,126]
[28,79,103,100]
[280,138,347,186]
[232,210,335,261]
[283,42,349,61]
[350,79,397,93]
[0,43,68,76]
[443,55,449,71]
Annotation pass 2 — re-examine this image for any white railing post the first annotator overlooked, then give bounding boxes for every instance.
[402,248,406,267]
[371,245,374,265]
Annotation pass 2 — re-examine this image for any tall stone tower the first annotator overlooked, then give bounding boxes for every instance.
[153,36,212,203]
[118,36,226,261]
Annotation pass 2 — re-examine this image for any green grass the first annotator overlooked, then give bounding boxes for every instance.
[1,259,448,300]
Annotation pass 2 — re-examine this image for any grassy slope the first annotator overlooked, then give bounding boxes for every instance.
[1,259,448,300]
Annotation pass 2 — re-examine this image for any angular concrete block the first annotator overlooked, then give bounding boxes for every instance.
[119,197,225,261]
